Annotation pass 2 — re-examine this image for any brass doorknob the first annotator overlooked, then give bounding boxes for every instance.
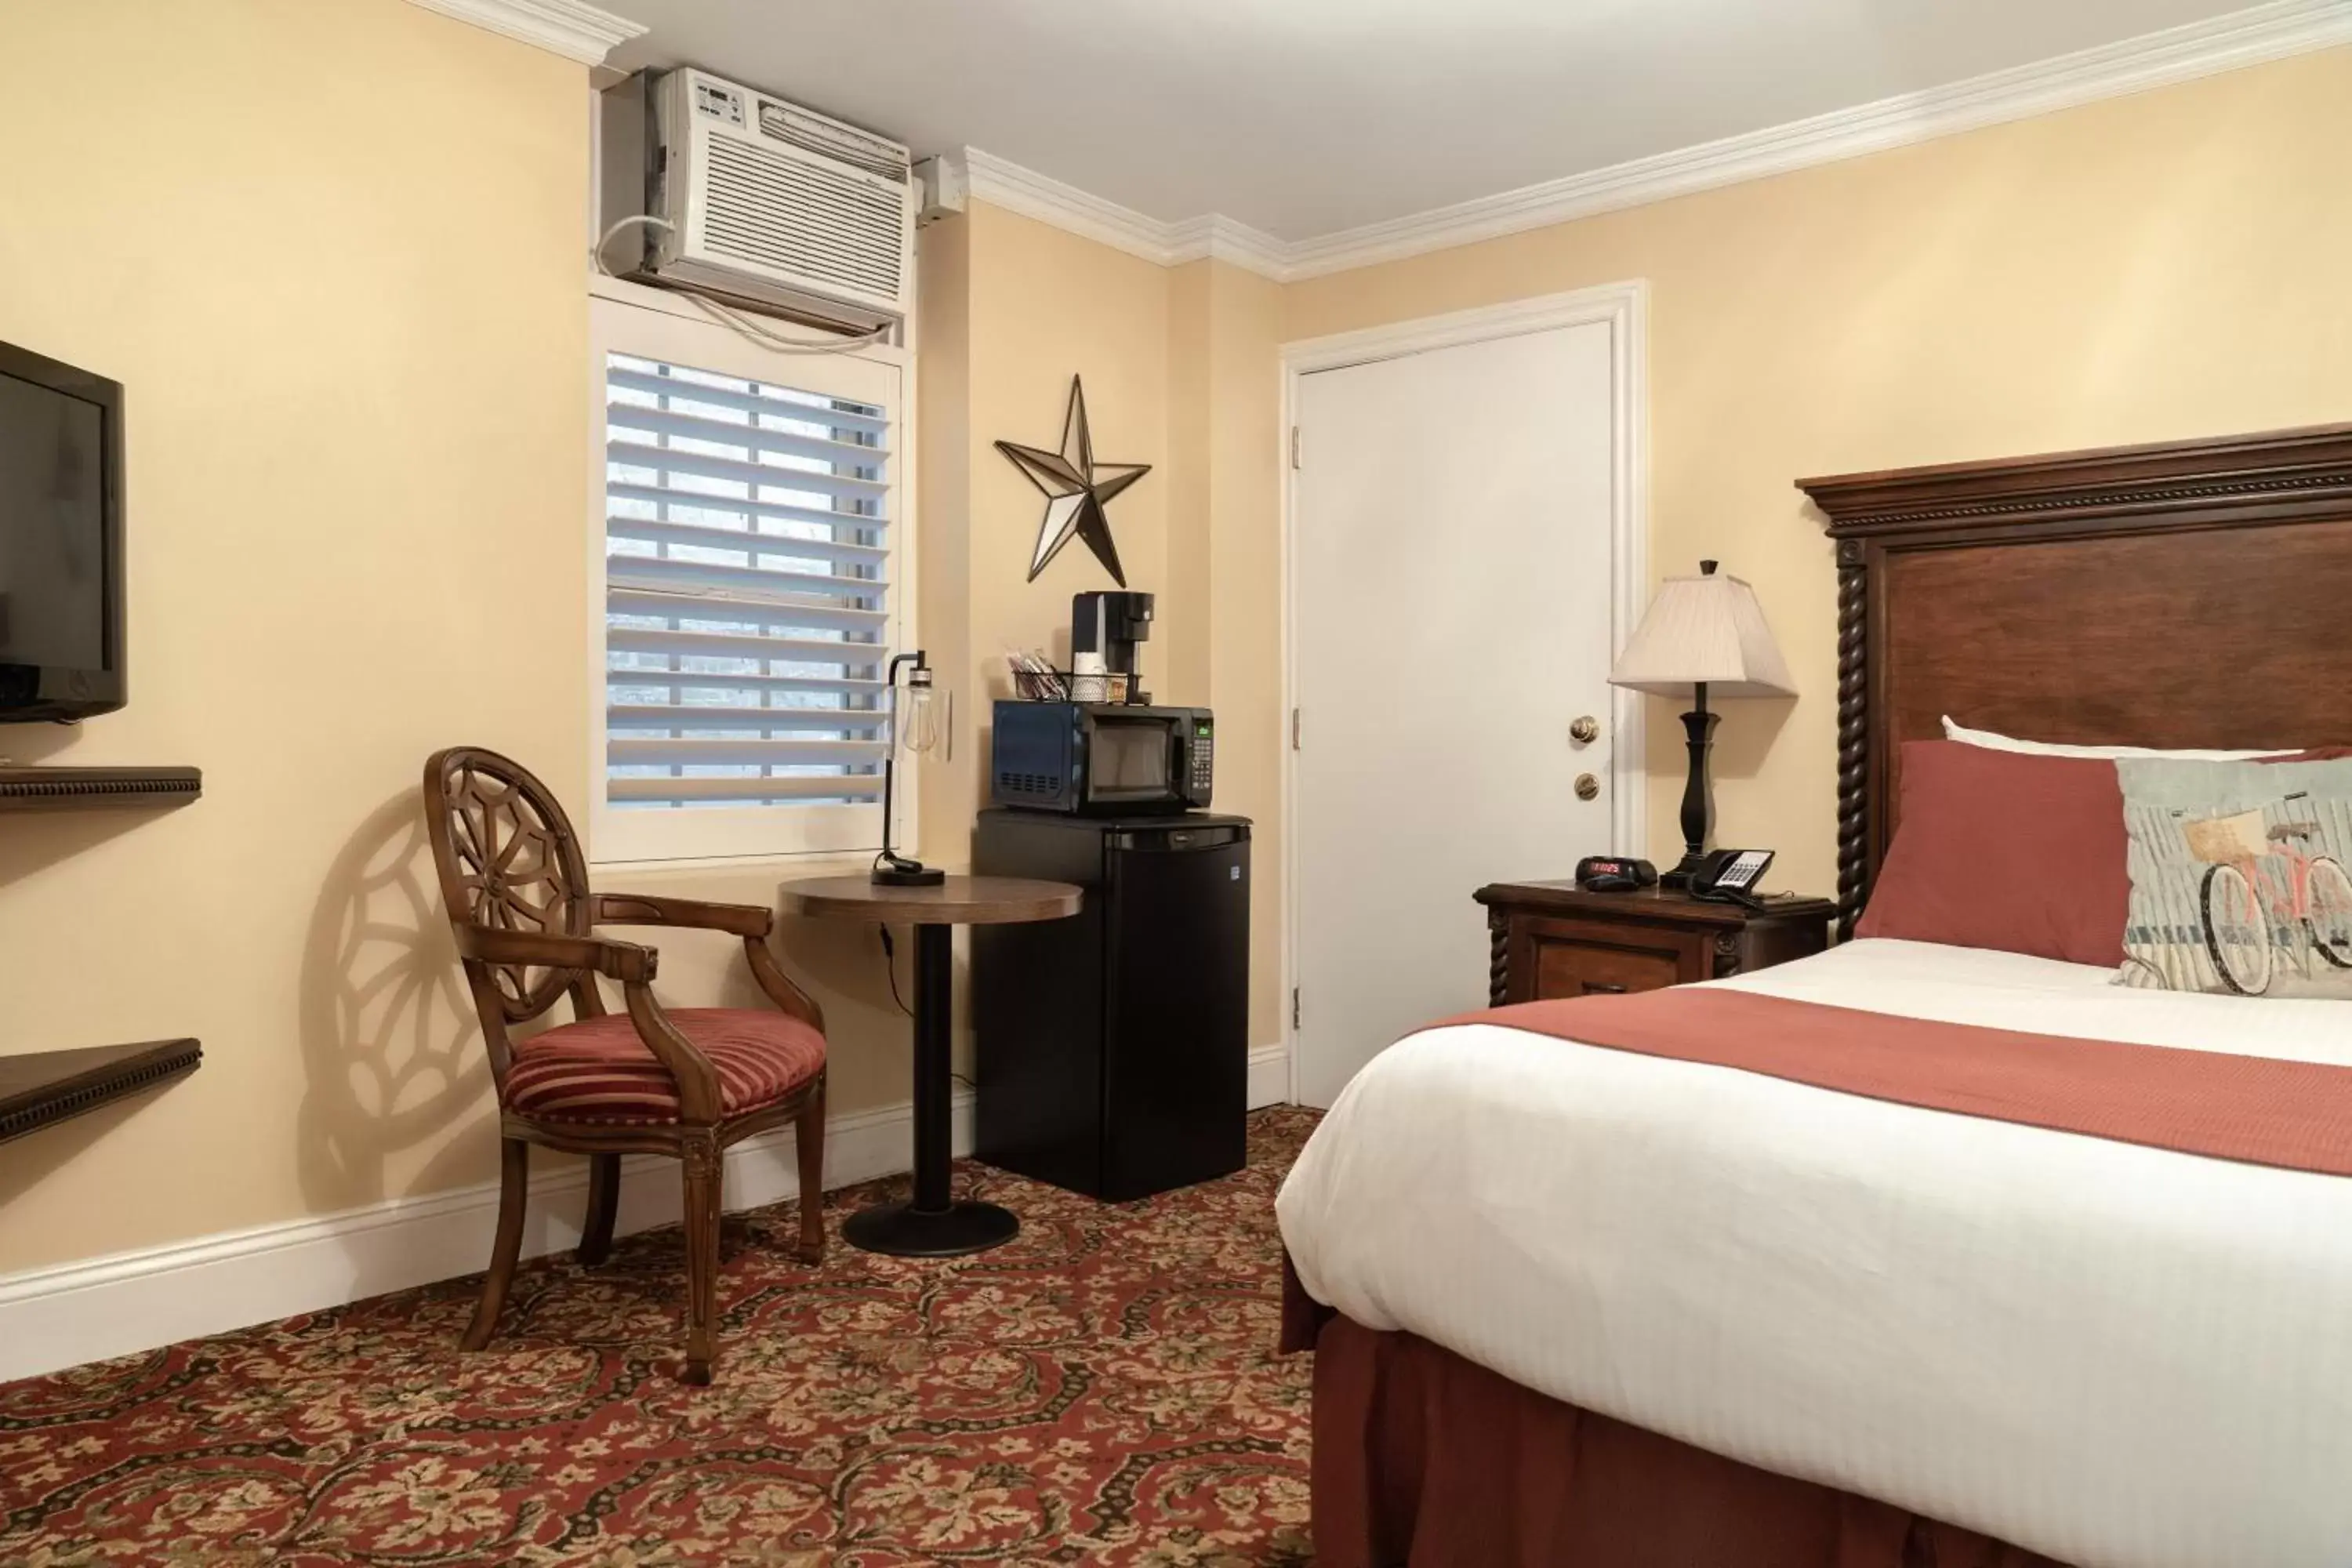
[1570,715,1600,745]
[1574,773,1600,801]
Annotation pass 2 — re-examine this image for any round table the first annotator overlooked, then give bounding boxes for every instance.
[779,874,1082,1257]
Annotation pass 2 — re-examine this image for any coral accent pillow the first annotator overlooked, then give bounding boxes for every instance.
[1857,740,2131,967]
[2115,755,2352,997]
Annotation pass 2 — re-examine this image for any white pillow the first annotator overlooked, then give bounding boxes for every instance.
[1940,716,2295,762]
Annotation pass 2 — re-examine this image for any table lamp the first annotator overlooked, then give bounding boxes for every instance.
[873,650,949,887]
[1606,561,1795,888]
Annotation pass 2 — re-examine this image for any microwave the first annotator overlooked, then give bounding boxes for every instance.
[991,701,1213,815]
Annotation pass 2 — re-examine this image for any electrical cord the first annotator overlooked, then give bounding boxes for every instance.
[591,215,894,355]
[877,920,913,1018]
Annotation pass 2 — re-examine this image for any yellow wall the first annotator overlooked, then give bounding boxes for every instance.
[0,3,1285,1282]
[918,205,1288,1051]
[1196,262,1287,1048]
[1283,46,2352,891]
[0,0,1004,1277]
[0,0,591,1272]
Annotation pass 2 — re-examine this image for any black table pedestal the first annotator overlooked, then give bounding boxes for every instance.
[842,922,1019,1258]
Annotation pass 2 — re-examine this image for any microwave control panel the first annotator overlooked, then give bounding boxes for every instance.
[1188,717,1214,799]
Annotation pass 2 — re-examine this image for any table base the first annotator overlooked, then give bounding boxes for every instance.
[842,1199,1020,1258]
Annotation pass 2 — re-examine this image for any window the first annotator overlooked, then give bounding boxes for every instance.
[590,291,907,864]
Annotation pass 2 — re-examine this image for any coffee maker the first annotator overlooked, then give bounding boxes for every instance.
[1071,591,1154,704]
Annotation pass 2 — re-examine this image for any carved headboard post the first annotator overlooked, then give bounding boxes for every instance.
[1801,423,2352,936]
[1832,537,1870,939]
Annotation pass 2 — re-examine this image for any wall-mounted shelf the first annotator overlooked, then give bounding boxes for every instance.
[0,771,205,1149]
[0,1039,202,1146]
[0,766,201,811]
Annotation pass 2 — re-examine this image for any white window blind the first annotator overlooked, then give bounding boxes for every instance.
[592,294,904,863]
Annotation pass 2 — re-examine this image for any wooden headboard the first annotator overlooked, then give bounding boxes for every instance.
[1799,423,2352,934]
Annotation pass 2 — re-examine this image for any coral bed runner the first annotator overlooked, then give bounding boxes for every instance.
[1464,987,2352,1176]
[0,1111,1317,1566]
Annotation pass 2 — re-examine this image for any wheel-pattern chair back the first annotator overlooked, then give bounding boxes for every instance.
[423,747,601,1074]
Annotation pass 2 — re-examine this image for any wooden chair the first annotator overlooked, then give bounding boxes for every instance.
[422,746,828,1383]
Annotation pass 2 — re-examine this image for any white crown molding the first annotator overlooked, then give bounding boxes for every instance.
[953,0,2352,284]
[1279,0,2352,278]
[1167,213,1297,279]
[953,147,1290,274]
[402,0,645,64]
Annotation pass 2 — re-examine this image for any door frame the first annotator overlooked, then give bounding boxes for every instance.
[1277,281,1650,1102]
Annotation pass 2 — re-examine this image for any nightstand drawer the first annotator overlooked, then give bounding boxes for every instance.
[1475,881,1837,1007]
[1523,917,1701,999]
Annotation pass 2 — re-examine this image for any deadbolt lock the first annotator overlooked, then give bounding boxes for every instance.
[1570,715,1600,745]
[1573,773,1600,801]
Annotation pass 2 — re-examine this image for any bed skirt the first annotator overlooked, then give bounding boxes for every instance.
[1284,1261,2063,1568]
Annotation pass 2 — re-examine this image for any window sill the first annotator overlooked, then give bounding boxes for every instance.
[590,847,885,878]
[592,848,971,901]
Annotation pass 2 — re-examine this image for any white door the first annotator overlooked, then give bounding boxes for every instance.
[1292,321,1621,1109]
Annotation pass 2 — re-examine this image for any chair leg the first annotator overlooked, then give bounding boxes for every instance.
[578,1153,620,1267]
[462,1138,528,1352]
[680,1129,722,1385]
[794,1076,826,1265]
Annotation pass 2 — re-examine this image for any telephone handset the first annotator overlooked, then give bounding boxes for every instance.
[1688,848,1775,908]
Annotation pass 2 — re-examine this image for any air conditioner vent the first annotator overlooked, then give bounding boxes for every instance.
[630,68,916,334]
[756,99,909,184]
[702,137,906,300]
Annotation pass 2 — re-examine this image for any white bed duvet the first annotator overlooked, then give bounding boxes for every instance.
[1276,938,2352,1568]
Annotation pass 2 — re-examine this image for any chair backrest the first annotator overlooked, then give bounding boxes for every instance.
[423,748,597,1053]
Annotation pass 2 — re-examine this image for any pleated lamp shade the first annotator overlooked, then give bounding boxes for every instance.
[1608,561,1795,699]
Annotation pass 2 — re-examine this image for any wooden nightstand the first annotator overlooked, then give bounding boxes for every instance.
[1473,882,1838,1005]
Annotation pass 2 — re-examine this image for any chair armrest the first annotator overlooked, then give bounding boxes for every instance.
[593,891,822,1033]
[459,925,725,1122]
[593,891,774,939]
[619,982,723,1123]
[456,925,659,985]
[744,936,826,1035]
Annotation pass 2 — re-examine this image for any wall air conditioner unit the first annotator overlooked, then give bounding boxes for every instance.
[603,68,915,336]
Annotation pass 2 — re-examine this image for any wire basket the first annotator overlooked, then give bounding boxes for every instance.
[2181,808,2270,864]
[1008,666,1133,703]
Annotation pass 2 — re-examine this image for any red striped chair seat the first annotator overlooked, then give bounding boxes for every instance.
[505,1008,826,1126]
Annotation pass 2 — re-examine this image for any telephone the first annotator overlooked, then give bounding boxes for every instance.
[1688,848,1775,907]
[1575,855,1658,892]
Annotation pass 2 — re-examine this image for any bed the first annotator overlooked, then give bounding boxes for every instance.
[1275,423,2352,1568]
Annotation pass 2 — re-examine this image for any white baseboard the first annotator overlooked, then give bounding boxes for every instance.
[0,1091,971,1384]
[1,1056,1297,1384]
[1247,1041,1290,1109]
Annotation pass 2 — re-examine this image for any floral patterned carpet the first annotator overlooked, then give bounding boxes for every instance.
[1,1109,1319,1566]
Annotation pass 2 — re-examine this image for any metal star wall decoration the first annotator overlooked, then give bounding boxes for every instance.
[995,375,1149,586]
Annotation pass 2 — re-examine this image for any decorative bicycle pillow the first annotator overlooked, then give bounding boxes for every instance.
[2115,756,2352,996]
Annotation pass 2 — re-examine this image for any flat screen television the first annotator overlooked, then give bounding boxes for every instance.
[0,339,123,721]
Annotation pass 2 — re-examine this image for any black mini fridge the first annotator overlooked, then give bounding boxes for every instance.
[972,808,1250,1200]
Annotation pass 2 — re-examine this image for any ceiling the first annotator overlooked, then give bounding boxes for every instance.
[605,0,2278,241]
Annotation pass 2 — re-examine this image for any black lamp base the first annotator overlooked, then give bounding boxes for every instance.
[872,861,946,887]
[1664,693,1719,888]
[1658,849,1711,891]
